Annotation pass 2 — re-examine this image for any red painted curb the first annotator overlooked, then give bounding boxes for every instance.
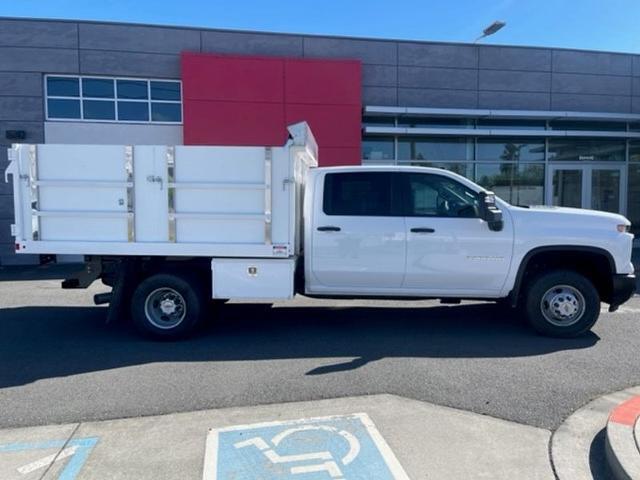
[609,396,640,427]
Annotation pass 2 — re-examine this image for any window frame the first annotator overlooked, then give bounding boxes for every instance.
[322,172,404,217]
[45,74,183,125]
[397,172,481,219]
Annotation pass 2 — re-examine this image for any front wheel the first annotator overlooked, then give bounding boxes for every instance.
[524,270,600,338]
[131,273,205,340]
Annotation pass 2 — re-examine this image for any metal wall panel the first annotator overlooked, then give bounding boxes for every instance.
[398,66,477,90]
[362,65,397,87]
[478,91,551,110]
[552,72,632,95]
[0,97,43,122]
[479,70,551,93]
[303,37,397,65]
[398,88,478,108]
[202,31,303,57]
[0,73,42,96]
[79,50,181,77]
[552,50,632,76]
[479,46,551,71]
[398,42,477,69]
[552,93,631,113]
[0,47,78,73]
[0,19,77,48]
[79,23,200,54]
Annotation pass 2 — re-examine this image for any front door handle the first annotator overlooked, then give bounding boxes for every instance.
[410,227,435,233]
[317,226,341,232]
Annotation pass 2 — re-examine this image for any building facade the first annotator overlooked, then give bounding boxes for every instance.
[1,17,640,264]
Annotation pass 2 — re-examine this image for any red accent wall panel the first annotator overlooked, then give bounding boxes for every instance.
[181,52,362,166]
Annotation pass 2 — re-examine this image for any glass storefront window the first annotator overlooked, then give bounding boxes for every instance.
[476,163,545,206]
[476,138,545,162]
[401,162,474,180]
[548,120,627,131]
[396,117,473,129]
[548,139,625,162]
[362,116,395,128]
[628,164,640,235]
[362,136,394,161]
[630,141,640,162]
[397,137,473,161]
[476,119,546,130]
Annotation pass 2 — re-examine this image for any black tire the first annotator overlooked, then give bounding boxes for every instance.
[524,270,600,338]
[131,273,205,340]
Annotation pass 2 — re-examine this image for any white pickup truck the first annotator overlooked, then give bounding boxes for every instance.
[5,123,636,339]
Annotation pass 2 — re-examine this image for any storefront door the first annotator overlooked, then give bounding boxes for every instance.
[547,164,626,214]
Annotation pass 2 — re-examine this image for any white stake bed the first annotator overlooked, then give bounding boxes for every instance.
[5,123,317,259]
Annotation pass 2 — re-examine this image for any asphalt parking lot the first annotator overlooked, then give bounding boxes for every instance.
[0,268,638,432]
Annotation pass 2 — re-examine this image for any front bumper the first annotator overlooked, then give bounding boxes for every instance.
[609,274,636,310]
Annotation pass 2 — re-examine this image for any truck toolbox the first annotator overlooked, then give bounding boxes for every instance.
[211,258,296,300]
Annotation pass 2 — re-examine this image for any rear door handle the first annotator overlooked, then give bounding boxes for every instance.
[317,226,341,232]
[410,227,435,233]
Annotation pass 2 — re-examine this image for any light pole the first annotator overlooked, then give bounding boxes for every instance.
[474,21,506,43]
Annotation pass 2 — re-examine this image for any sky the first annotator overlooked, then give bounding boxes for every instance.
[2,0,639,53]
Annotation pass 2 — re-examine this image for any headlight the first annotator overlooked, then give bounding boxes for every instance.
[617,224,630,233]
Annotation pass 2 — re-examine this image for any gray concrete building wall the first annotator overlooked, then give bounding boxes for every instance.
[1,16,640,263]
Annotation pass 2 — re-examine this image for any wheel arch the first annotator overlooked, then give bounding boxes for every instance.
[509,245,616,307]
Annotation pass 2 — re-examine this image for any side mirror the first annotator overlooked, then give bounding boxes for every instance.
[479,191,504,232]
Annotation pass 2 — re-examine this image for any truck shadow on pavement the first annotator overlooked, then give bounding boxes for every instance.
[0,301,599,388]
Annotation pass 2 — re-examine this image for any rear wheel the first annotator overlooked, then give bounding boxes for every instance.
[524,270,600,337]
[131,273,205,339]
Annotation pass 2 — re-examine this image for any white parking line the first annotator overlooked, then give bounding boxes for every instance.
[17,446,78,474]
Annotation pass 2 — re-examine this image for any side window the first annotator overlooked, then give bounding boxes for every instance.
[323,172,392,216]
[404,173,480,218]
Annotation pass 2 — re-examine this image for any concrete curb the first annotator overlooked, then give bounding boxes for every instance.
[606,395,640,480]
[550,386,640,479]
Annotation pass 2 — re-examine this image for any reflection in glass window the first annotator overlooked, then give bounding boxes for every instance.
[628,165,640,235]
[82,78,114,98]
[548,139,625,162]
[118,101,149,121]
[151,103,181,122]
[362,136,394,161]
[323,172,392,216]
[630,141,640,162]
[403,162,474,180]
[362,116,395,127]
[47,77,79,97]
[476,163,544,206]
[397,117,473,129]
[548,120,627,131]
[45,75,181,123]
[402,173,479,218]
[47,99,81,119]
[83,100,115,120]
[398,137,473,161]
[151,81,181,101]
[476,119,546,130]
[117,80,148,99]
[477,138,545,162]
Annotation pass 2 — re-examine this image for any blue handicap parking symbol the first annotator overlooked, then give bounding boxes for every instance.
[0,437,98,480]
[203,413,409,480]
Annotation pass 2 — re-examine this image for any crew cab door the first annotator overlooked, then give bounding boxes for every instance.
[400,172,513,295]
[310,171,405,291]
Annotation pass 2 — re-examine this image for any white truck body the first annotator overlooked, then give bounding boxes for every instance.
[4,122,636,338]
[6,122,317,260]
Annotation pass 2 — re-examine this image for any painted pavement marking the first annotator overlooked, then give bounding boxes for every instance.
[0,437,98,480]
[203,413,410,480]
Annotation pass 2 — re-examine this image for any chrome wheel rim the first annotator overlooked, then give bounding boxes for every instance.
[144,287,186,330]
[540,284,585,327]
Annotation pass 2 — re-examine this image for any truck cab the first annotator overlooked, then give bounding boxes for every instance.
[304,166,635,337]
